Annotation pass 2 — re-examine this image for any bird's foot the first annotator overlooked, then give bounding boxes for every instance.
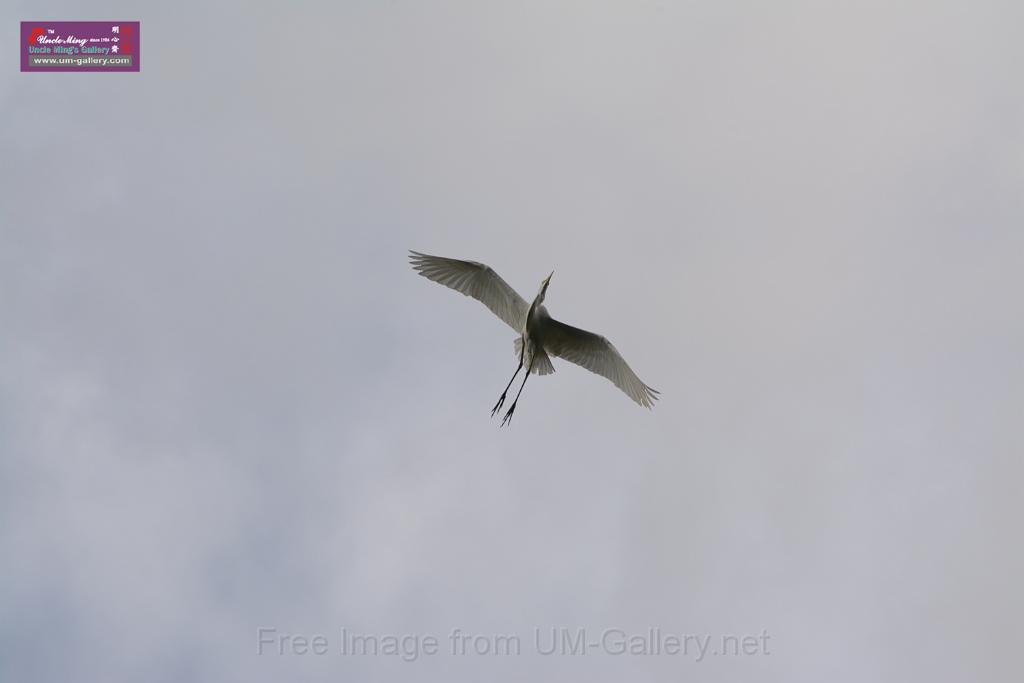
[490,392,507,417]
[500,402,517,427]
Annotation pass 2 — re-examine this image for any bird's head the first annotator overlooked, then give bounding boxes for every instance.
[538,271,553,302]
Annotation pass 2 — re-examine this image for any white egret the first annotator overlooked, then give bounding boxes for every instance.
[409,251,659,425]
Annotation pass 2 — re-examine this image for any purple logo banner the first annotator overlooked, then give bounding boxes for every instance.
[21,21,140,72]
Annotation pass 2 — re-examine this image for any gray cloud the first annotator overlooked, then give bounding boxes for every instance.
[2,1,1021,681]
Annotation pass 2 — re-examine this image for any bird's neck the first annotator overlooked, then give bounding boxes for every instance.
[526,299,548,331]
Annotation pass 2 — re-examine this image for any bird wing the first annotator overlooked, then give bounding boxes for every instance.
[544,318,660,408]
[409,251,529,332]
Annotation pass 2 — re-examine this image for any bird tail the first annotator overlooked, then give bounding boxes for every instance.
[514,337,555,376]
[532,350,555,376]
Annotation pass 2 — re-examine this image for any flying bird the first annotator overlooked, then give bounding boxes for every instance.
[409,251,659,426]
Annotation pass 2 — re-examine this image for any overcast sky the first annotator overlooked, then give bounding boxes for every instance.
[2,1,1022,681]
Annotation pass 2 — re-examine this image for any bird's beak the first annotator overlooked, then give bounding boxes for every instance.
[546,271,554,283]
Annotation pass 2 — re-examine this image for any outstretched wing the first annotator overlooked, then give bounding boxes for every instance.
[409,251,529,332]
[544,318,659,408]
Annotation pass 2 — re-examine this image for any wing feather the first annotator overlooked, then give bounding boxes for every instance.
[409,251,529,332]
[544,318,659,408]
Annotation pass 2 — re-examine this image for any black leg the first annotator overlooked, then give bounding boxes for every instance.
[501,358,534,427]
[491,345,525,417]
